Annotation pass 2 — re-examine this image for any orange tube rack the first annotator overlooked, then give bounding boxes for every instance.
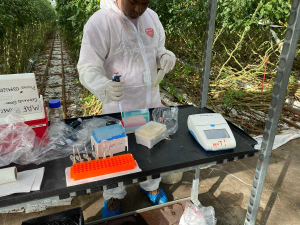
[70,153,137,181]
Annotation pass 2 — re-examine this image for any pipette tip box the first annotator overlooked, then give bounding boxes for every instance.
[121,109,150,133]
[135,121,167,149]
[91,124,128,157]
[70,153,137,181]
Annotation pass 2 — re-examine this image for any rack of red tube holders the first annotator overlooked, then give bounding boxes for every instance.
[70,146,137,181]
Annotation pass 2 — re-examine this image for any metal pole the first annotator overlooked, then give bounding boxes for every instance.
[245,1,300,224]
[191,168,201,207]
[200,0,218,108]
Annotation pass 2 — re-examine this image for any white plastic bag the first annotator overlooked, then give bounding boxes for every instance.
[179,203,215,225]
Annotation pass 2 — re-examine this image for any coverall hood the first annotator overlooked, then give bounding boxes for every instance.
[100,0,121,13]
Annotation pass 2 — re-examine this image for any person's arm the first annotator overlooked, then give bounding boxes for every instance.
[77,16,112,103]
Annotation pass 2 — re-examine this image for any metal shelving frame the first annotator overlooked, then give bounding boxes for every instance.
[200,0,300,224]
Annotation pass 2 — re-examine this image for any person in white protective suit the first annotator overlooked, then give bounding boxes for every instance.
[77,0,176,219]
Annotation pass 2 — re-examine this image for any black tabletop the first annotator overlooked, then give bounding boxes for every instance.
[0,106,258,208]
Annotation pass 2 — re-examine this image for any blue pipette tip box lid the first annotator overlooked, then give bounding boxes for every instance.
[92,124,126,144]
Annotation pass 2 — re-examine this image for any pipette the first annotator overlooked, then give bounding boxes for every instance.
[112,72,128,127]
[112,72,123,114]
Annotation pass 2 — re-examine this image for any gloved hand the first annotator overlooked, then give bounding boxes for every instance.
[160,53,176,74]
[105,80,125,101]
[154,53,176,87]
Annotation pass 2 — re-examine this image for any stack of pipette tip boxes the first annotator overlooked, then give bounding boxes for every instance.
[91,124,128,158]
[135,121,167,149]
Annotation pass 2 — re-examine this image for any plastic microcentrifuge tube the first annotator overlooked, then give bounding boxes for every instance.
[109,148,113,159]
[72,146,76,165]
[76,147,84,164]
[85,146,91,162]
[103,150,106,160]
[93,144,98,161]
[102,140,109,159]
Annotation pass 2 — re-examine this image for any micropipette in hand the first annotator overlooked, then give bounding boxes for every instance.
[112,72,123,114]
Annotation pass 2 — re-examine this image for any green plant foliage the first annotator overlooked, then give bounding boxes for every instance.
[150,0,291,61]
[0,0,56,75]
[0,0,56,37]
[55,0,100,60]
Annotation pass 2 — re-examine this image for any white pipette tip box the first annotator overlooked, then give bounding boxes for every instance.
[135,121,167,149]
[91,124,128,158]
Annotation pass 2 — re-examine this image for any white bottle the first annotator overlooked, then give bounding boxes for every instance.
[48,99,64,123]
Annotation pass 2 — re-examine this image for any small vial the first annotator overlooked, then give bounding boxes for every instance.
[48,99,64,123]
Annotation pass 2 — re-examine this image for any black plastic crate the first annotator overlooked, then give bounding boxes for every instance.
[22,207,84,225]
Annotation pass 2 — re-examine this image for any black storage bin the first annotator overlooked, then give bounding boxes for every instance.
[22,207,84,225]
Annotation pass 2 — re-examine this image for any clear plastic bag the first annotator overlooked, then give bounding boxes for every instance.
[17,121,86,165]
[76,116,120,138]
[179,203,215,225]
[152,106,179,135]
[16,116,121,165]
[75,116,120,149]
[0,115,36,167]
[1,115,122,165]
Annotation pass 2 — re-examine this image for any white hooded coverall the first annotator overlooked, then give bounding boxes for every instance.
[77,0,175,199]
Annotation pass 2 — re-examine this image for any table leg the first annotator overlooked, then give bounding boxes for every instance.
[191,168,201,207]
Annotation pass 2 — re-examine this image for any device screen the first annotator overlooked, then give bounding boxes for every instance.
[204,129,230,139]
